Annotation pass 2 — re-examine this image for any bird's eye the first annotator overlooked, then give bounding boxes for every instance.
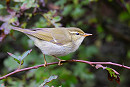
[76,33,79,35]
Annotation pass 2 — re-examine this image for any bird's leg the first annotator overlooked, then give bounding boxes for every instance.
[53,56,66,65]
[43,54,47,67]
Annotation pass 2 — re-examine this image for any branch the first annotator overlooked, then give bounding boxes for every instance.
[0,59,130,80]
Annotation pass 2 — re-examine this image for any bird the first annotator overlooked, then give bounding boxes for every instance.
[11,26,92,66]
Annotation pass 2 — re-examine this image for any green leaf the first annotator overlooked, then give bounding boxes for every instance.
[21,0,38,10]
[54,23,62,28]
[106,35,113,42]
[81,0,91,5]
[97,24,104,33]
[43,10,62,27]
[53,16,61,22]
[127,50,130,58]
[62,5,73,16]
[35,17,48,28]
[55,0,67,6]
[21,49,32,60]
[119,12,130,22]
[14,58,24,65]
[14,58,21,64]
[126,3,130,14]
[71,6,85,19]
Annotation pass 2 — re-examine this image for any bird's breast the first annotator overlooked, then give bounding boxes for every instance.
[34,39,74,56]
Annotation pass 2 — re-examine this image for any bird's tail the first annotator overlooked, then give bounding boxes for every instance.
[11,26,31,33]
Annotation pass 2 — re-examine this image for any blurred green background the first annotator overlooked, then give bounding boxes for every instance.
[0,0,130,87]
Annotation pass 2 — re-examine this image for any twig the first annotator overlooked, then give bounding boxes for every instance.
[0,59,130,80]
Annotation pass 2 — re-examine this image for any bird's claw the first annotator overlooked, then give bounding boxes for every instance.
[58,60,66,66]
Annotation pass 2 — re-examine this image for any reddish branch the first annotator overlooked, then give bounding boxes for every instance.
[0,59,130,80]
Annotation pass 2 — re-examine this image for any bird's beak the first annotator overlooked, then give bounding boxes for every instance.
[83,33,92,37]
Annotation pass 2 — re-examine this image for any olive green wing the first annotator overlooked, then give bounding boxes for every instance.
[24,28,53,43]
[26,28,72,45]
[51,28,72,45]
[12,27,72,45]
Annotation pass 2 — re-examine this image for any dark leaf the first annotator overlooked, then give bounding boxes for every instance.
[115,75,120,84]
[107,71,114,81]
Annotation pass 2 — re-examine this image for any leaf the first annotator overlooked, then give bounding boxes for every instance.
[97,24,104,33]
[127,50,130,58]
[126,3,130,14]
[95,65,120,84]
[119,12,130,22]
[14,58,20,64]
[7,52,19,59]
[62,5,73,16]
[43,10,62,27]
[21,49,32,60]
[39,75,58,87]
[106,35,113,42]
[54,23,62,28]
[105,67,120,84]
[14,58,24,65]
[55,0,67,6]
[53,16,61,22]
[21,0,38,10]
[7,49,32,65]
[71,6,85,19]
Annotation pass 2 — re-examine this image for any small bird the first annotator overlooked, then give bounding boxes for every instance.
[11,26,92,66]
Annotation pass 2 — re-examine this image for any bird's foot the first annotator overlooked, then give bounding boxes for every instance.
[58,60,66,66]
[44,61,48,67]
[52,55,66,65]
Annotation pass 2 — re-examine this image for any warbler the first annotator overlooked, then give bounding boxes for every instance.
[11,26,92,66]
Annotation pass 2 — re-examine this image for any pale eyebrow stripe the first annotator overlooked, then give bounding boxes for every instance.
[69,31,78,34]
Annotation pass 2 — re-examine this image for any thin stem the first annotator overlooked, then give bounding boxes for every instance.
[18,61,22,69]
[0,59,129,80]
